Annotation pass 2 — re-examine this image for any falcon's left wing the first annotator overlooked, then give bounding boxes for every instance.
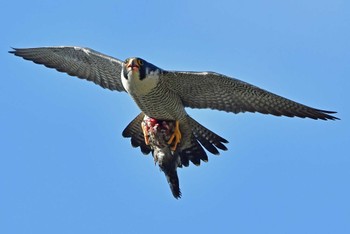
[162,71,339,120]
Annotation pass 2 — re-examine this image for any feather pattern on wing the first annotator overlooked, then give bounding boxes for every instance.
[162,71,338,120]
[10,46,125,91]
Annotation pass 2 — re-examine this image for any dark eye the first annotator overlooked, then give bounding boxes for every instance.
[138,59,143,66]
[124,58,129,64]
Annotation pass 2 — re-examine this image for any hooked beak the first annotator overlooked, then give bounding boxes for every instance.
[126,59,140,71]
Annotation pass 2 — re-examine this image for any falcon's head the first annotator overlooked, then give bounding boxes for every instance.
[122,57,161,80]
[121,57,162,94]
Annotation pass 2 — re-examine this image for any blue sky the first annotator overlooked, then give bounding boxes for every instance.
[1,0,349,233]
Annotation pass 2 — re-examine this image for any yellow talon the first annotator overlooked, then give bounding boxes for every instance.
[167,120,182,151]
[141,122,150,145]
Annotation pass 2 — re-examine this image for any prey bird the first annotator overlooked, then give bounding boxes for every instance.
[10,46,339,198]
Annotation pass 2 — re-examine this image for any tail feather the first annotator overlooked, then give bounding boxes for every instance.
[179,116,229,166]
[188,116,229,152]
[179,139,208,166]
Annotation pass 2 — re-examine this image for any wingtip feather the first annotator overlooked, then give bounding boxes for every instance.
[9,47,17,54]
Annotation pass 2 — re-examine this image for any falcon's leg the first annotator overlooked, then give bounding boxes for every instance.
[167,120,182,151]
[141,122,150,145]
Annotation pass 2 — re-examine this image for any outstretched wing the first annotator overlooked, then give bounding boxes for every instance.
[10,46,125,91]
[162,71,338,120]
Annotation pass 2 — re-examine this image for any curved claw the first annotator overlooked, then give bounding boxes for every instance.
[167,120,182,151]
[141,122,150,145]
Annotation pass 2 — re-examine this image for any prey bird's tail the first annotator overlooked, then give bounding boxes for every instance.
[164,166,181,199]
[153,147,182,199]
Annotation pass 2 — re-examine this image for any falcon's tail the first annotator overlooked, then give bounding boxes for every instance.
[122,113,230,167]
[178,116,229,167]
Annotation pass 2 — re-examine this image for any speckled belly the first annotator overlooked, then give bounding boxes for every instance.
[128,88,186,120]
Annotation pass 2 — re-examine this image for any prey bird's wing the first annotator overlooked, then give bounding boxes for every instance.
[163,71,338,120]
[10,46,125,92]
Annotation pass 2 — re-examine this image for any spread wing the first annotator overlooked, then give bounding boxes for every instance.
[163,71,339,120]
[10,46,125,91]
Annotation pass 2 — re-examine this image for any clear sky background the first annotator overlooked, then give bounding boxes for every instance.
[1,1,349,233]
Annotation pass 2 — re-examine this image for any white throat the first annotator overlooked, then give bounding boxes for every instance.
[122,69,160,96]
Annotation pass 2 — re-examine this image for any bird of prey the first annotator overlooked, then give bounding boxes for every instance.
[10,46,338,199]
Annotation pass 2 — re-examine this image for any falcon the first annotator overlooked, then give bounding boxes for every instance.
[10,46,338,199]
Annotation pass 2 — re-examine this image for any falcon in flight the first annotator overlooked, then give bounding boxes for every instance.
[10,46,338,198]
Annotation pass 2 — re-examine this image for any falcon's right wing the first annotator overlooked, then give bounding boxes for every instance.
[10,46,126,91]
